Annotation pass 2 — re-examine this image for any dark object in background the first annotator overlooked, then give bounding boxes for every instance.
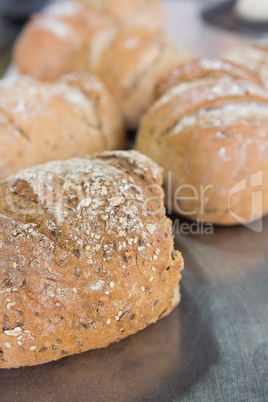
[202,0,268,34]
[0,0,48,21]
[0,16,19,76]
[0,0,48,76]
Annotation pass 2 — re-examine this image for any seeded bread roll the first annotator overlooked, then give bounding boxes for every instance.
[223,41,268,89]
[13,2,113,81]
[77,0,165,31]
[89,27,192,128]
[135,58,268,225]
[0,72,125,180]
[0,150,183,368]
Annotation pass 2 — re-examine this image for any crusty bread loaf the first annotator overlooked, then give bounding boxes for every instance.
[89,27,192,128]
[13,3,191,128]
[0,72,125,180]
[135,58,268,225]
[77,0,165,31]
[0,150,183,368]
[13,0,165,82]
[223,41,268,89]
[13,2,113,81]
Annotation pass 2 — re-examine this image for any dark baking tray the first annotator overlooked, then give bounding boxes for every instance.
[202,0,268,34]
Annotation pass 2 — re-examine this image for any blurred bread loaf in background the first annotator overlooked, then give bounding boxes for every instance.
[13,2,113,81]
[0,72,125,180]
[13,0,165,82]
[12,1,192,128]
[135,58,268,225]
[89,27,192,128]
[77,0,165,31]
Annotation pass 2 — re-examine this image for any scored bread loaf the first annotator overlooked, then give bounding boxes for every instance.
[223,41,268,89]
[13,2,113,81]
[77,0,165,31]
[154,57,262,99]
[0,72,125,180]
[0,150,184,368]
[135,58,268,225]
[89,27,192,128]
[13,0,165,82]
[13,3,191,128]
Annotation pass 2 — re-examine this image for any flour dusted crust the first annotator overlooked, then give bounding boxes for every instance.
[0,72,125,180]
[135,58,268,225]
[223,42,268,89]
[0,150,183,368]
[13,3,191,127]
[77,0,165,31]
[90,27,192,128]
[154,57,262,100]
[13,2,113,81]
[13,0,165,82]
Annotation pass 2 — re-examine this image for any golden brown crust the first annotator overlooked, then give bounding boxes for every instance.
[90,27,192,128]
[12,3,191,128]
[0,72,125,180]
[135,58,268,225]
[13,0,165,82]
[0,150,183,368]
[223,42,268,89]
[13,3,113,81]
[154,57,263,100]
[77,0,165,31]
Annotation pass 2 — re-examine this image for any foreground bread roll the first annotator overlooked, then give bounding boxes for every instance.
[0,72,125,180]
[77,0,165,31]
[224,41,268,88]
[13,2,113,81]
[90,27,192,128]
[0,150,183,368]
[135,58,268,225]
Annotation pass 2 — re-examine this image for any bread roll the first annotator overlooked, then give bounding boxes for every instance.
[13,0,165,82]
[13,3,191,127]
[0,150,183,368]
[135,58,268,225]
[77,0,165,31]
[224,41,268,89]
[89,27,192,128]
[0,72,125,180]
[13,2,113,81]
